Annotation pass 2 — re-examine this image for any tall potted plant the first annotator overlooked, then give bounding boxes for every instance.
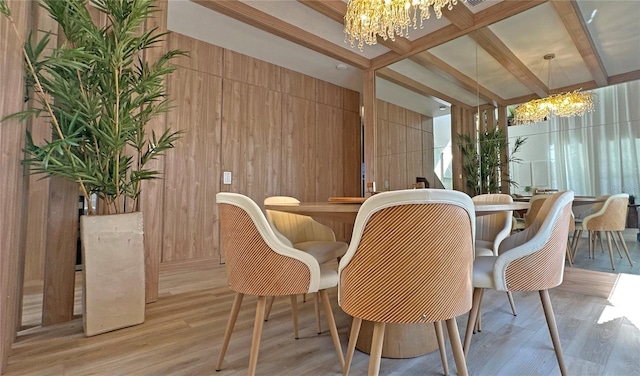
[1,0,184,336]
[457,128,526,195]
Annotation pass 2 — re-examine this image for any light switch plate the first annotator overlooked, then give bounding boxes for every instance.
[223,171,232,184]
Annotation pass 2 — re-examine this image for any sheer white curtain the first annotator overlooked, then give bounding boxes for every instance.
[544,81,640,197]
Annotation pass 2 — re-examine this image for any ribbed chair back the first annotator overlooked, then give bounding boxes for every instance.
[583,194,629,231]
[219,202,312,296]
[338,189,475,376]
[340,202,474,322]
[502,191,573,291]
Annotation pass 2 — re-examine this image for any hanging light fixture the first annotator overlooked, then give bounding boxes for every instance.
[513,53,595,125]
[344,0,465,51]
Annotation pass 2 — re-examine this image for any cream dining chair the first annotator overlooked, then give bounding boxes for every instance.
[264,196,348,335]
[463,190,574,376]
[339,189,475,376]
[472,193,517,317]
[215,193,344,376]
[574,194,632,269]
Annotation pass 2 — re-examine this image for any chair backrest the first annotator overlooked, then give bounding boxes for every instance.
[524,194,549,227]
[496,191,574,292]
[472,193,513,253]
[217,193,321,296]
[338,189,475,324]
[583,194,629,231]
[264,196,336,244]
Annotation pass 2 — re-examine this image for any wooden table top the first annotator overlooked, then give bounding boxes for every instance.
[265,201,529,222]
[513,195,605,206]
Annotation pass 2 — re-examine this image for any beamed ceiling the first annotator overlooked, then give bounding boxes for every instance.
[168,0,640,117]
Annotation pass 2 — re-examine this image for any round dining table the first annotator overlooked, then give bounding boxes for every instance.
[264,196,530,359]
[264,200,529,223]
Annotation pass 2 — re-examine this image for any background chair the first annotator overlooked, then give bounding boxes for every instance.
[216,193,344,376]
[264,196,348,334]
[339,189,475,376]
[473,193,513,256]
[576,194,632,269]
[473,193,517,316]
[463,190,574,376]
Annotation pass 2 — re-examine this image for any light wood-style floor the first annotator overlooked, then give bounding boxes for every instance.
[6,231,640,375]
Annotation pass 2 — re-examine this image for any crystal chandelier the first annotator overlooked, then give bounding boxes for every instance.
[344,0,464,51]
[513,54,595,125]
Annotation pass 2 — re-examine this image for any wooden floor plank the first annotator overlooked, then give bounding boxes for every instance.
[5,232,640,375]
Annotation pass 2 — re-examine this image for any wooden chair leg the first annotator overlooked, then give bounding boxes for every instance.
[464,288,483,355]
[290,295,299,339]
[314,292,322,334]
[264,296,275,321]
[539,290,567,376]
[434,321,449,376]
[610,231,623,258]
[446,317,468,376]
[319,290,345,368]
[572,229,582,259]
[507,291,517,316]
[344,317,362,376]
[368,322,385,376]
[589,231,595,259]
[475,288,485,332]
[616,231,634,266]
[605,231,616,270]
[216,292,244,371]
[565,240,573,266]
[248,296,267,376]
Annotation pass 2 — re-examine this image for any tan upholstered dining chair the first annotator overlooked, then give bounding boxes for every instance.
[339,189,475,376]
[574,193,632,269]
[215,193,344,376]
[472,193,517,317]
[463,190,574,376]
[264,196,348,335]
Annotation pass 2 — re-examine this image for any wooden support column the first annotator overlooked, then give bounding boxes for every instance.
[0,0,31,371]
[140,0,170,303]
[42,178,78,325]
[363,69,376,194]
[497,105,510,194]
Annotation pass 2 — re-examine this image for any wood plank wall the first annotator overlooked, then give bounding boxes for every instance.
[3,0,360,357]
[0,1,30,372]
[375,99,435,192]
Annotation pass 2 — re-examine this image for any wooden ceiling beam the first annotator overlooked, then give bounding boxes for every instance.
[410,51,505,106]
[298,0,411,54]
[377,68,474,110]
[550,0,608,87]
[372,0,549,69]
[469,28,549,98]
[192,0,370,70]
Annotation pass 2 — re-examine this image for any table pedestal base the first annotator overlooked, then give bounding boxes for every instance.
[355,320,439,359]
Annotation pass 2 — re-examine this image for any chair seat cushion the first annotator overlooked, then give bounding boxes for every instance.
[318,265,339,290]
[294,241,348,265]
[475,239,495,256]
[473,256,499,289]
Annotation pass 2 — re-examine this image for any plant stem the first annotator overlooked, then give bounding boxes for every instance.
[6,8,93,213]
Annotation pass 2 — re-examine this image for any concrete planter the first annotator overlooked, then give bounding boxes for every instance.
[80,212,145,336]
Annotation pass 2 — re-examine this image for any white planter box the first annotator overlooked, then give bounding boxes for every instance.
[80,212,146,336]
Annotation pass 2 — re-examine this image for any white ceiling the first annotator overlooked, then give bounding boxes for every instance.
[167,0,640,118]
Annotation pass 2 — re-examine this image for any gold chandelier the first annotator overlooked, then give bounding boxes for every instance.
[513,54,595,125]
[344,0,464,51]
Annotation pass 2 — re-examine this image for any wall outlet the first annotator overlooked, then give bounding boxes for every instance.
[223,171,232,185]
